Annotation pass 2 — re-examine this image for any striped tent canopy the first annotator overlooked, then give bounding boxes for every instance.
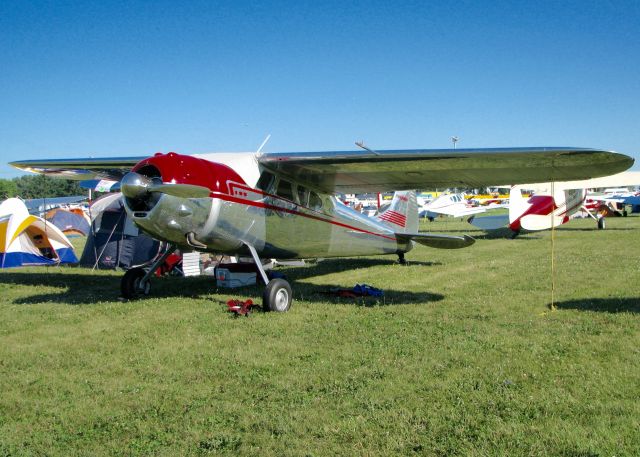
[0,198,78,268]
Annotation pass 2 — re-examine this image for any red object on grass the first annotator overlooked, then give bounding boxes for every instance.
[227,299,257,316]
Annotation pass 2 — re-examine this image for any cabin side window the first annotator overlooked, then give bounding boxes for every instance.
[296,185,309,207]
[256,171,275,192]
[276,179,295,201]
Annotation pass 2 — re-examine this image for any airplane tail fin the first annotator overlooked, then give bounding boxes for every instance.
[374,191,418,234]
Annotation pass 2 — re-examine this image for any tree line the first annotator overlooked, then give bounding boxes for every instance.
[0,175,84,200]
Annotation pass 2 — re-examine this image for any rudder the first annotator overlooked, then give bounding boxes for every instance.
[375,191,418,234]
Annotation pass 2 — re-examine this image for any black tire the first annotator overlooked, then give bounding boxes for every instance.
[510,229,520,239]
[121,267,150,299]
[263,278,292,312]
[597,217,606,230]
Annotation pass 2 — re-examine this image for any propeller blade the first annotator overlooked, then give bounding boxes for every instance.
[148,183,211,198]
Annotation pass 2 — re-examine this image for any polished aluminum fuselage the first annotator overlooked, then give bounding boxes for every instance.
[127,188,411,259]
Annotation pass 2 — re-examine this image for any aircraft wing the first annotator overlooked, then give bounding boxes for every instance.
[260,147,633,193]
[9,157,147,181]
[23,195,88,213]
[9,147,634,194]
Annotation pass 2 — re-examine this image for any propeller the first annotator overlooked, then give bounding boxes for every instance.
[121,172,211,200]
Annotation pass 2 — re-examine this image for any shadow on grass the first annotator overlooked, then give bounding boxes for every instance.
[474,233,541,241]
[555,227,638,232]
[550,297,640,313]
[282,257,442,281]
[275,257,444,305]
[421,228,542,240]
[290,282,445,306]
[0,271,218,305]
[0,257,445,306]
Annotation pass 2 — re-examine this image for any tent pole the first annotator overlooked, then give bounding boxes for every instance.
[92,210,124,271]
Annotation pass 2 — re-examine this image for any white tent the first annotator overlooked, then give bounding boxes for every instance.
[0,198,78,268]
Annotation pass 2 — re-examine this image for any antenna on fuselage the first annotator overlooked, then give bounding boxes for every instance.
[355,140,381,156]
[256,134,272,155]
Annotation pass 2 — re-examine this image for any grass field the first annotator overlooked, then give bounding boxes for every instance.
[1,216,639,456]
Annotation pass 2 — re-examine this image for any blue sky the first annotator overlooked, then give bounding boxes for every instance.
[1,0,638,178]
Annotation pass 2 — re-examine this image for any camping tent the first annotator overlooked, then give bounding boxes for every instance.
[0,198,78,268]
[45,207,91,236]
[80,193,163,269]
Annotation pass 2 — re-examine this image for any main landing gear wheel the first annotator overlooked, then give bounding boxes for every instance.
[597,217,606,230]
[121,267,151,299]
[263,278,292,312]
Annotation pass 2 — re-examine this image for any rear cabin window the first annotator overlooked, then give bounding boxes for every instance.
[276,179,295,201]
[256,171,275,192]
[309,192,323,211]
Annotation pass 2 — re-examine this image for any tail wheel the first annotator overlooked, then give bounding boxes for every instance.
[597,217,606,230]
[121,267,150,299]
[263,278,292,312]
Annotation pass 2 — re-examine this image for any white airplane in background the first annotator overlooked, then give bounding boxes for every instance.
[419,192,507,220]
[11,145,633,311]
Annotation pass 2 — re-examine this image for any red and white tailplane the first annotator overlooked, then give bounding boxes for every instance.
[375,191,419,234]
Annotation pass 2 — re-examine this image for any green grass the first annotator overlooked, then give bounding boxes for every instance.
[1,216,639,456]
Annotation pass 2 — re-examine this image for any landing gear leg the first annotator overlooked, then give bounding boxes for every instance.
[397,252,407,265]
[120,244,177,299]
[510,229,520,239]
[245,243,292,312]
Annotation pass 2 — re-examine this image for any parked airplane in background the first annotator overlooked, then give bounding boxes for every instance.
[419,192,507,220]
[470,171,640,236]
[23,195,88,215]
[11,146,633,311]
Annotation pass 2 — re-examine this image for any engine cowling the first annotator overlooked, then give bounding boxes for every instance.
[121,152,247,249]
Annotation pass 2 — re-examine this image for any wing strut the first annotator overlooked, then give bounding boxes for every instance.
[244,243,270,286]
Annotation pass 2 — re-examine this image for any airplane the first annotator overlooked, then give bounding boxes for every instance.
[583,187,640,218]
[23,195,88,215]
[469,171,640,236]
[10,146,633,311]
[418,192,506,221]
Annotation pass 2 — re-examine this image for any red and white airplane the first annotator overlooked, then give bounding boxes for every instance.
[10,146,633,311]
[470,171,640,236]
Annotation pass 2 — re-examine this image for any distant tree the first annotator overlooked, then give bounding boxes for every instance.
[13,175,84,199]
[0,179,18,199]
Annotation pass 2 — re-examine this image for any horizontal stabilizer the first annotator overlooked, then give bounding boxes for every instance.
[469,214,510,230]
[520,214,566,231]
[396,233,475,249]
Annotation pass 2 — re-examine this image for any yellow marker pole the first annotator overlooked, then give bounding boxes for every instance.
[550,181,556,311]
